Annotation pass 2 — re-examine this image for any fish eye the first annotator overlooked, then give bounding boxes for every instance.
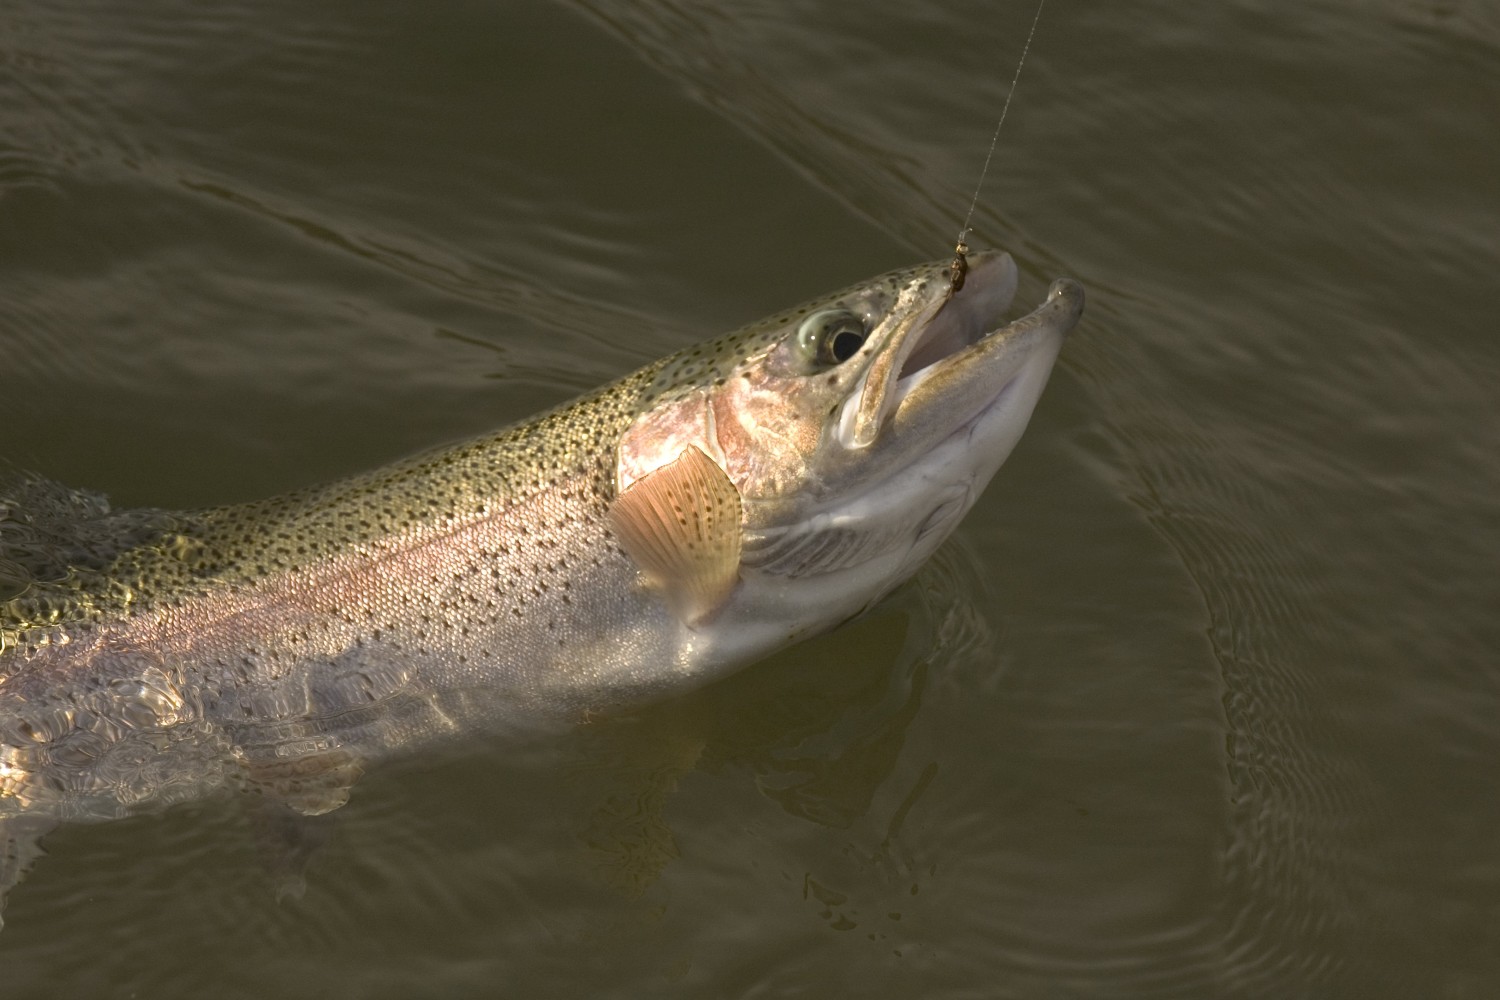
[796,310,867,367]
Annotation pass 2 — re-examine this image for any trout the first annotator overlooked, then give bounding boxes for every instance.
[0,251,1083,919]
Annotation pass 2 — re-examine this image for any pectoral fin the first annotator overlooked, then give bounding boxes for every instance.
[241,740,364,817]
[250,800,338,903]
[0,815,54,931]
[608,445,742,625]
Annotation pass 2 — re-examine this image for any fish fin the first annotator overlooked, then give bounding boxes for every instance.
[0,814,54,932]
[242,744,364,818]
[249,800,338,903]
[573,716,706,898]
[608,445,742,625]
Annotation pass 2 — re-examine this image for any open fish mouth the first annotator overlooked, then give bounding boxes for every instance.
[898,251,1022,382]
[842,251,1085,449]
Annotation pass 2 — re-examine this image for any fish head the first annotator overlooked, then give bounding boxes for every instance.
[611,251,1084,644]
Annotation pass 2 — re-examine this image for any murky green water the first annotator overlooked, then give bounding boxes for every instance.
[2,0,1497,995]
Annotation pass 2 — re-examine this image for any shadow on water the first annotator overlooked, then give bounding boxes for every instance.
[564,541,995,898]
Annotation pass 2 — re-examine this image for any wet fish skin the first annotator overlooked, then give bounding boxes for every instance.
[0,251,1082,833]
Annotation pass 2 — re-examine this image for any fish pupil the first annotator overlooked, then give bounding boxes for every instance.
[829,329,864,363]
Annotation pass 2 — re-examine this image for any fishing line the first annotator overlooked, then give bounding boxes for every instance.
[949,0,1048,292]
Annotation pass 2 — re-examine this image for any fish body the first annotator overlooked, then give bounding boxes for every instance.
[0,252,1082,909]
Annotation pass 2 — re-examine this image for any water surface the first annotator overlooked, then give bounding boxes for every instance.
[1,0,1497,996]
